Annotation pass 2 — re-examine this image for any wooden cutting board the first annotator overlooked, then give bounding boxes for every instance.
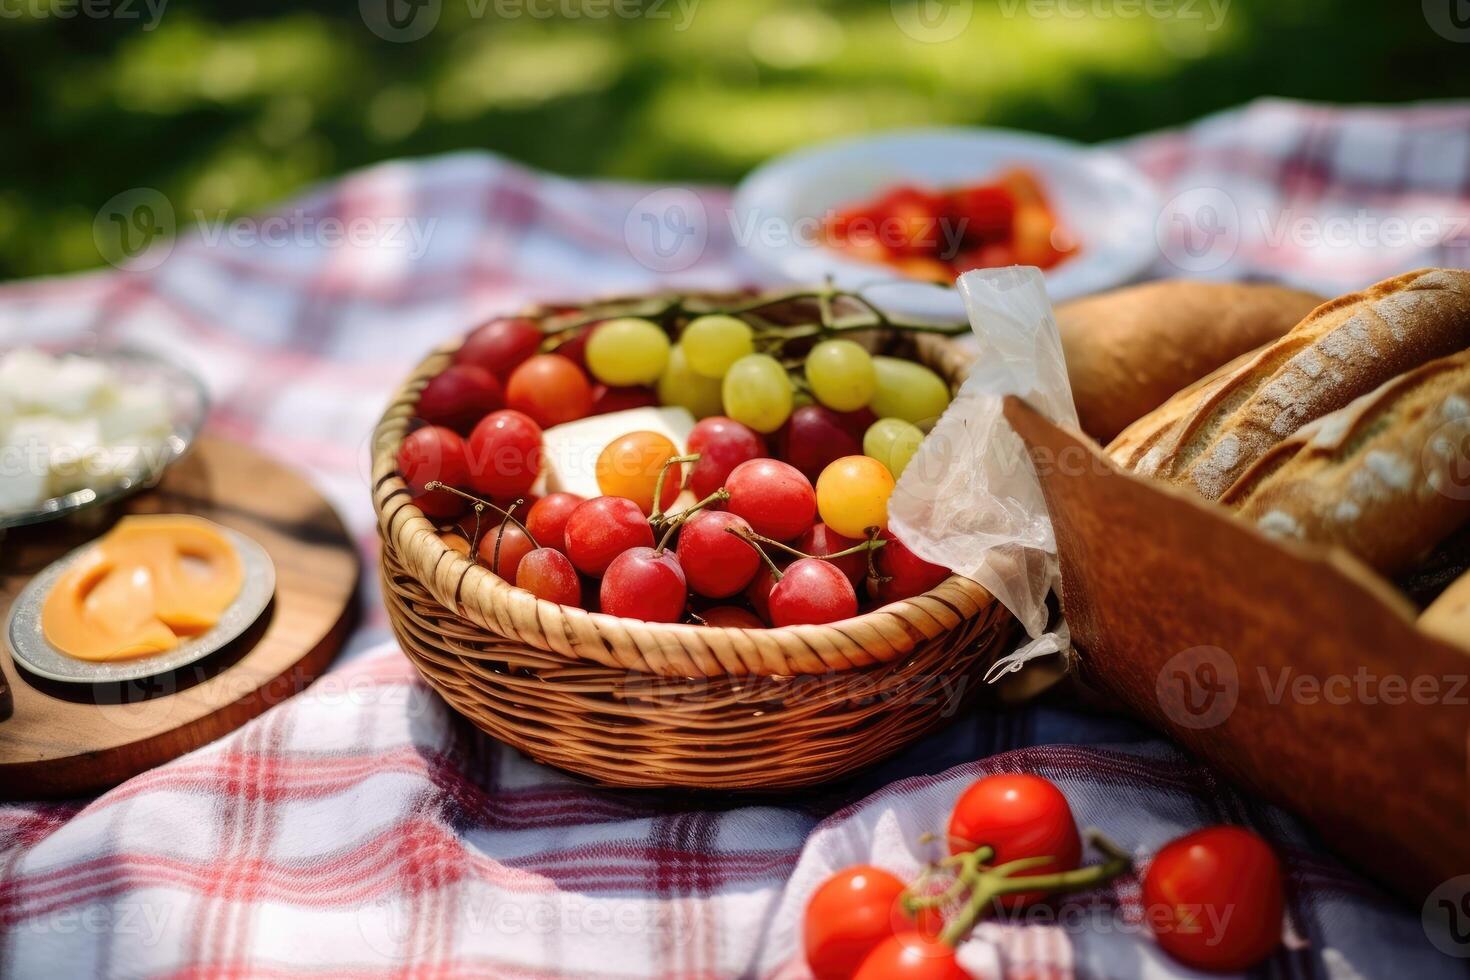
[0,437,359,798]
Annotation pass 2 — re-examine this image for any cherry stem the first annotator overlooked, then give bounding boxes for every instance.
[733,528,885,563]
[654,489,729,552]
[865,526,888,583]
[901,830,1132,949]
[728,525,785,581]
[648,453,700,528]
[425,482,539,553]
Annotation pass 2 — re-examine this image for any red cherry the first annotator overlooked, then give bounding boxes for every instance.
[591,384,659,415]
[516,547,582,606]
[869,529,949,603]
[700,606,764,629]
[675,510,761,598]
[416,365,505,434]
[525,492,584,553]
[769,559,857,627]
[796,523,867,588]
[563,496,655,576]
[600,547,687,622]
[725,459,815,541]
[397,426,472,518]
[746,563,781,624]
[778,405,862,482]
[477,522,536,581]
[466,409,543,499]
[505,354,594,428]
[455,317,543,379]
[686,416,767,498]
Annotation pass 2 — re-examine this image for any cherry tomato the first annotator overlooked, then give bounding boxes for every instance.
[804,866,907,980]
[852,933,966,980]
[947,773,1081,908]
[1142,826,1283,973]
[505,354,593,428]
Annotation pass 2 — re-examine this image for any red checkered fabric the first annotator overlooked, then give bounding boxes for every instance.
[3,99,1468,978]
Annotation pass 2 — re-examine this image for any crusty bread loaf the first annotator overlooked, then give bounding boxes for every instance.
[1219,348,1470,574]
[1108,269,1470,499]
[1057,280,1322,442]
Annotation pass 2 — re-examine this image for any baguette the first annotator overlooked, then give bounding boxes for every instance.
[1220,348,1470,575]
[1108,269,1470,499]
[1057,280,1322,442]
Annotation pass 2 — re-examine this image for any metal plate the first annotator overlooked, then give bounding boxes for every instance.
[6,526,275,684]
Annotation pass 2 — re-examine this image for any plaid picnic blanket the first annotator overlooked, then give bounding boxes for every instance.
[3,97,1469,978]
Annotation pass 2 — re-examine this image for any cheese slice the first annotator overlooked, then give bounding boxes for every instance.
[540,406,696,500]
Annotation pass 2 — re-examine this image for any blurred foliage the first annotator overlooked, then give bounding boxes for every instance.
[0,0,1465,279]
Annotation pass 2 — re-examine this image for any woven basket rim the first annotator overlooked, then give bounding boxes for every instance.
[371,292,996,678]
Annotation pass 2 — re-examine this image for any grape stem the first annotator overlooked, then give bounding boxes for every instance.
[900,830,1133,948]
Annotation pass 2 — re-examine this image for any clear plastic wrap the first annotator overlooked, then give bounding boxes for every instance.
[887,266,1078,674]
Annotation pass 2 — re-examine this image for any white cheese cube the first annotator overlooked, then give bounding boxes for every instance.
[540,406,696,500]
[0,431,48,513]
[47,356,113,416]
[0,348,61,412]
[96,382,171,442]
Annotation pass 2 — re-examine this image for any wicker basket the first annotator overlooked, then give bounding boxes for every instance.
[371,294,1016,789]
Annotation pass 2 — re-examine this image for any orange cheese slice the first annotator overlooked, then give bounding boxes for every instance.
[42,515,244,661]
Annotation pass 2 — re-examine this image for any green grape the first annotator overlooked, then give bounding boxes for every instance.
[657,345,724,418]
[869,356,951,425]
[804,339,876,412]
[722,353,793,433]
[585,317,670,386]
[864,417,925,478]
[680,315,754,378]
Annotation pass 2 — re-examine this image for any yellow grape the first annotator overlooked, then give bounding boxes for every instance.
[815,455,895,538]
[864,417,924,478]
[868,356,951,425]
[722,353,793,433]
[680,315,754,378]
[804,339,876,412]
[657,345,724,418]
[586,318,670,386]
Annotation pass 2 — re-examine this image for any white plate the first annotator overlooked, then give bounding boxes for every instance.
[7,525,275,684]
[732,127,1161,320]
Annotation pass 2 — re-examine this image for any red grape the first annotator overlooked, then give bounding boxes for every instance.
[600,547,687,622]
[525,492,584,553]
[505,354,593,428]
[477,522,535,581]
[834,406,878,441]
[675,510,760,598]
[700,606,764,629]
[769,559,858,626]
[591,384,659,415]
[869,529,949,603]
[455,317,543,379]
[467,410,543,499]
[556,328,592,369]
[778,405,862,482]
[516,547,582,606]
[796,523,867,588]
[397,425,472,518]
[725,459,816,541]
[563,496,655,576]
[687,416,767,499]
[417,365,504,434]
